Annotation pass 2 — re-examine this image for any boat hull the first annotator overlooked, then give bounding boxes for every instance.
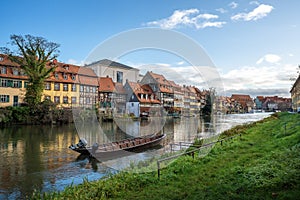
[70,134,166,161]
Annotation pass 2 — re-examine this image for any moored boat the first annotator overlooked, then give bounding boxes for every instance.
[69,133,166,160]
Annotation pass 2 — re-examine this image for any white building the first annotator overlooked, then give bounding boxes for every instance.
[86,59,139,85]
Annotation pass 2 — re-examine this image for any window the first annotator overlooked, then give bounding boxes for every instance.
[45,82,51,90]
[63,96,68,104]
[6,80,13,87]
[71,97,77,104]
[54,83,60,91]
[86,86,90,93]
[0,95,9,102]
[0,79,8,87]
[79,97,84,104]
[54,73,59,79]
[12,80,22,88]
[63,65,69,70]
[80,85,84,92]
[13,69,19,76]
[54,96,60,103]
[44,95,51,100]
[92,87,96,93]
[63,73,68,80]
[71,84,76,92]
[1,67,7,74]
[63,83,68,91]
[24,82,28,88]
[71,74,76,80]
[117,71,123,83]
[86,97,90,104]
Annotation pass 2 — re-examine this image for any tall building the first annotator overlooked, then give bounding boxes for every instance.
[290,75,300,112]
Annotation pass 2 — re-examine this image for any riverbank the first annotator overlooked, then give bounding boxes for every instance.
[0,102,74,125]
[31,112,300,200]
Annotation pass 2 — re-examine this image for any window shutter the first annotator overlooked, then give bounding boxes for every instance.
[7,80,13,87]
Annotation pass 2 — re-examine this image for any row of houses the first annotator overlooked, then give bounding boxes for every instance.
[217,94,292,113]
[0,54,209,117]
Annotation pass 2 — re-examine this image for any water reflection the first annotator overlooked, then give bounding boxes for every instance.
[0,125,79,199]
[0,113,271,199]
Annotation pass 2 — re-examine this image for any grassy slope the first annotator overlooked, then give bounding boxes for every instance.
[32,113,300,200]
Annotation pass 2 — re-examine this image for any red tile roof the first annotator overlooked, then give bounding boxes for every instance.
[231,94,253,107]
[128,81,160,104]
[149,72,171,86]
[46,62,80,83]
[98,77,115,92]
[0,54,20,67]
[0,54,99,85]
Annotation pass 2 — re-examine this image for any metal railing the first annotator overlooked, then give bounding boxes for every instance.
[157,134,242,179]
[156,118,300,179]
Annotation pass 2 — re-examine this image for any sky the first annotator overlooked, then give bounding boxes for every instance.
[1,0,300,97]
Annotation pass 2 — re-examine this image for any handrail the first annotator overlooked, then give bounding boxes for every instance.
[157,119,300,179]
[157,133,241,179]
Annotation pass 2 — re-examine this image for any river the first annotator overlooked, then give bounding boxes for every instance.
[0,113,271,199]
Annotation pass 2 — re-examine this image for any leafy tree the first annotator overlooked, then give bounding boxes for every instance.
[202,88,215,116]
[1,34,60,107]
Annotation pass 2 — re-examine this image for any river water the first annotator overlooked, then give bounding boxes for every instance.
[0,113,271,199]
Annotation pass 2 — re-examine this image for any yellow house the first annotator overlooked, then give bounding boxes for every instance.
[42,61,80,108]
[0,54,84,108]
[0,54,27,107]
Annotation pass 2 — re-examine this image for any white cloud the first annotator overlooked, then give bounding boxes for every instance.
[216,8,227,14]
[146,9,226,29]
[229,2,238,9]
[256,54,281,65]
[231,4,274,21]
[124,60,295,97]
[155,63,171,67]
[199,21,226,29]
[176,61,185,65]
[220,64,295,97]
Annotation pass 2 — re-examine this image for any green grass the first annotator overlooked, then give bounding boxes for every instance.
[31,112,300,200]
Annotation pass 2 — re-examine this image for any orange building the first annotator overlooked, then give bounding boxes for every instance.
[43,61,80,107]
[0,54,98,108]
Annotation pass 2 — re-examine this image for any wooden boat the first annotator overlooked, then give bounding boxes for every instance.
[69,133,166,160]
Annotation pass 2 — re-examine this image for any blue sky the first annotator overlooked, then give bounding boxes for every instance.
[1,0,299,97]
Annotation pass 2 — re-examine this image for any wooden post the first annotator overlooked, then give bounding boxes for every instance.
[157,161,160,179]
